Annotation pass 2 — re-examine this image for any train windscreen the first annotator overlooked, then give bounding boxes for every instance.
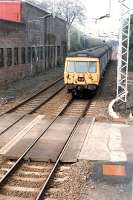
[66,61,96,73]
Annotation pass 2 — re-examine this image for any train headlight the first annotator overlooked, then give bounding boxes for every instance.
[67,74,69,79]
[88,74,93,80]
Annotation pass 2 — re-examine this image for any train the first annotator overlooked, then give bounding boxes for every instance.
[64,45,112,95]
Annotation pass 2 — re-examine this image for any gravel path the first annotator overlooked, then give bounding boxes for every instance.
[80,175,131,200]
[86,60,117,122]
[58,161,131,200]
[45,161,92,200]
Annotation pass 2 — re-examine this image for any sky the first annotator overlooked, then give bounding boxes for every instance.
[35,0,133,38]
[79,0,120,37]
[76,0,133,39]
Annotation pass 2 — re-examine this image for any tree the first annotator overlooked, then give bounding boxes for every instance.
[56,0,86,51]
[32,0,86,51]
[130,15,133,52]
[25,0,86,51]
[55,0,85,29]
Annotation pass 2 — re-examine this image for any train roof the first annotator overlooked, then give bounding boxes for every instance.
[67,45,111,58]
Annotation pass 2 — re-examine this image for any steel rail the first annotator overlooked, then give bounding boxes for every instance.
[0,81,65,136]
[0,97,73,188]
[0,77,63,116]
[35,101,91,200]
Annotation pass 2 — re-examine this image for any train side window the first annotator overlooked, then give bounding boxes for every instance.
[7,48,12,66]
[21,47,26,64]
[28,47,31,63]
[57,46,60,56]
[14,48,19,65]
[0,48,4,67]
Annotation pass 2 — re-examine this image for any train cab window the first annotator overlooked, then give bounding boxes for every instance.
[88,61,97,73]
[66,61,75,72]
[14,48,19,65]
[76,62,88,72]
[0,48,4,67]
[7,48,12,66]
[66,61,96,73]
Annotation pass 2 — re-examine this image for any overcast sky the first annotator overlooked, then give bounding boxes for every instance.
[80,0,120,36]
[78,0,133,37]
[35,0,133,37]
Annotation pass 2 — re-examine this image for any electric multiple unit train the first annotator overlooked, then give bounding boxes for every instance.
[64,45,112,95]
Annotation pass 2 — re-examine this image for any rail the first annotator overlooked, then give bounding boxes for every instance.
[0,77,63,116]
[0,78,65,136]
[0,98,90,199]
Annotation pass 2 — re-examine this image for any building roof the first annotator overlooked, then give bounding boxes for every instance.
[23,0,66,23]
[23,0,49,14]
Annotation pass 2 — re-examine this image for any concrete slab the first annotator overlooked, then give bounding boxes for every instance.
[3,116,79,162]
[121,126,133,162]
[79,122,129,162]
[0,115,36,149]
[61,117,95,162]
[0,113,23,134]
[26,116,79,162]
[0,115,47,158]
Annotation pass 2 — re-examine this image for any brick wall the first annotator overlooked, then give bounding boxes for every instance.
[0,2,67,86]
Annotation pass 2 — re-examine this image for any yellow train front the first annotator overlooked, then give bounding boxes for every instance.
[64,45,112,95]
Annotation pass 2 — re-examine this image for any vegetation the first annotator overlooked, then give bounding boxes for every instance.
[26,0,86,51]
[129,14,133,59]
[70,27,103,52]
[26,0,104,52]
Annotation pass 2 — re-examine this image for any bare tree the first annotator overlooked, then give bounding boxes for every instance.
[55,0,86,51]
[56,0,85,28]
[37,0,86,51]
[25,0,86,51]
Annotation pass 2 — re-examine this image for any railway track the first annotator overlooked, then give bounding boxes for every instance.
[0,161,70,199]
[0,60,116,199]
[0,78,67,136]
[0,77,64,117]
[84,60,117,122]
[0,97,91,199]
[35,88,71,117]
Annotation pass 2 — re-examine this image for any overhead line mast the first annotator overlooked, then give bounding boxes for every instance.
[117,0,131,103]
